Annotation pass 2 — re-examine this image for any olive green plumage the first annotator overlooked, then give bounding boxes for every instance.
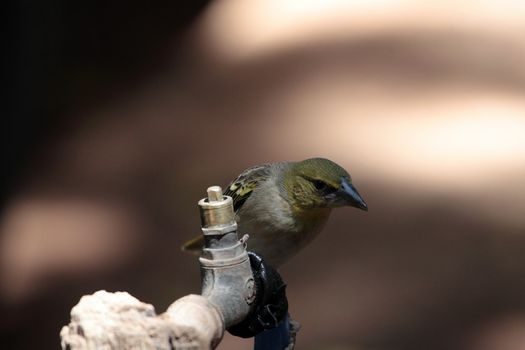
[182,157,367,267]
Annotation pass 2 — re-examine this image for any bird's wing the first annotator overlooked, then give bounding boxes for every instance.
[181,235,204,254]
[223,164,272,212]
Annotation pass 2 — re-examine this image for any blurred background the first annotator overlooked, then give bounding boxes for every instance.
[3,0,525,349]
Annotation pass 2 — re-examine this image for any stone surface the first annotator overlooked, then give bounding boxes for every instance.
[61,290,181,349]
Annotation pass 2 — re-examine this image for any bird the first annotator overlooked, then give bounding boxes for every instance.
[182,157,367,268]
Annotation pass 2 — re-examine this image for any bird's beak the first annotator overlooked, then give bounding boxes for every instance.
[339,177,368,211]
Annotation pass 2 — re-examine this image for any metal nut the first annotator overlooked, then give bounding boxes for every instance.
[245,277,256,305]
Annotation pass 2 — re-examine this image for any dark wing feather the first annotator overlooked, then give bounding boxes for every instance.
[223,164,272,212]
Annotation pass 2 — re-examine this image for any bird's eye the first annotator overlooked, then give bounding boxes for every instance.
[312,180,327,191]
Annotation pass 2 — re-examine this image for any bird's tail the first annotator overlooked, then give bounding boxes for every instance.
[181,235,204,254]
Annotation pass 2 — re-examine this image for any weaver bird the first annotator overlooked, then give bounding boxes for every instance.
[182,157,367,267]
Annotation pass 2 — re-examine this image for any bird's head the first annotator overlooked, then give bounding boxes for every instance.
[284,157,368,211]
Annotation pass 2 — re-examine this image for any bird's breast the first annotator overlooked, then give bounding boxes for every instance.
[238,206,330,267]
